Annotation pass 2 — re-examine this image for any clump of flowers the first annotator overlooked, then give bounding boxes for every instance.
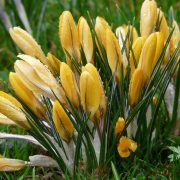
[0,0,179,178]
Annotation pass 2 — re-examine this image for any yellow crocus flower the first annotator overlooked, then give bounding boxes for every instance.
[78,16,94,63]
[106,28,125,82]
[95,16,110,49]
[60,62,79,108]
[9,72,46,119]
[128,68,144,106]
[59,11,81,65]
[117,136,137,158]
[95,16,111,59]
[53,100,74,142]
[0,157,26,171]
[9,27,48,65]
[14,55,66,103]
[80,65,101,119]
[138,33,157,84]
[82,63,106,119]
[115,117,125,135]
[129,36,146,77]
[138,32,164,84]
[140,0,157,37]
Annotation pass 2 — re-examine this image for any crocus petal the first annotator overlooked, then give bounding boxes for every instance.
[0,157,26,171]
[128,68,144,106]
[157,8,169,41]
[0,91,22,109]
[152,32,164,69]
[47,52,61,75]
[171,20,180,49]
[129,139,138,152]
[59,11,81,64]
[53,100,74,142]
[9,27,47,65]
[0,113,15,125]
[60,62,79,108]
[9,72,46,119]
[0,95,29,129]
[78,16,93,63]
[140,0,157,37]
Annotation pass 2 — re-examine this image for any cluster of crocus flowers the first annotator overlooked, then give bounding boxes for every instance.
[0,0,179,173]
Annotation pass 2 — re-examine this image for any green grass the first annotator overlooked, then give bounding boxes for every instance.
[0,0,180,179]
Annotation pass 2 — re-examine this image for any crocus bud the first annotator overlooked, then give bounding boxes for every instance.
[53,100,74,142]
[115,117,125,135]
[95,16,111,59]
[14,54,66,103]
[9,27,48,65]
[0,113,16,125]
[106,28,125,82]
[140,0,157,37]
[117,136,137,158]
[60,62,79,108]
[129,37,146,77]
[138,33,157,84]
[138,32,164,84]
[9,72,46,119]
[78,16,93,63]
[0,157,26,171]
[95,16,110,48]
[47,53,61,75]
[0,92,29,129]
[59,11,81,65]
[82,63,106,118]
[80,64,102,119]
[128,68,144,106]
[0,91,22,109]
